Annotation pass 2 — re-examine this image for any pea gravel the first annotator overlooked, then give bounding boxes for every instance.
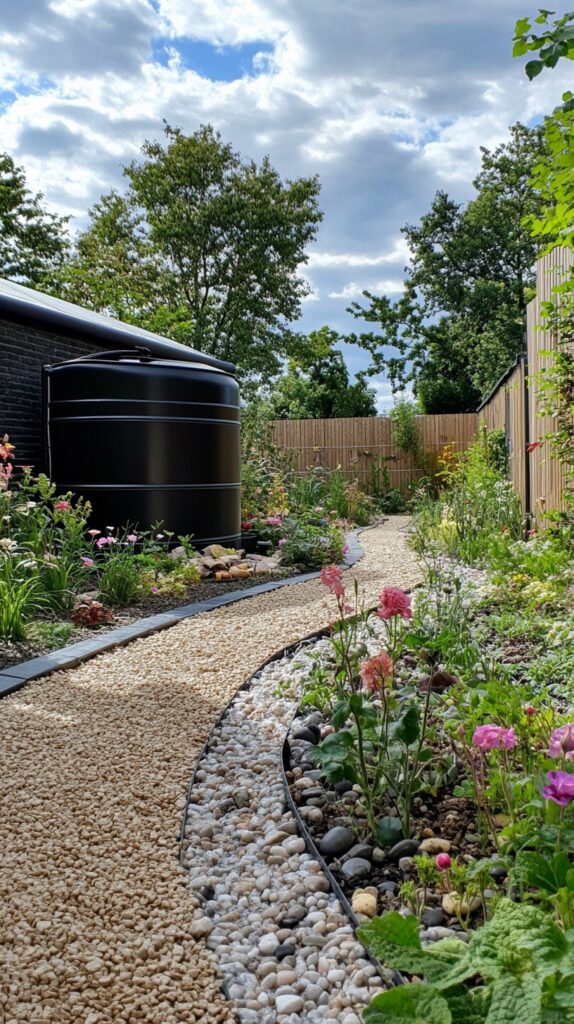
[0,517,421,1024]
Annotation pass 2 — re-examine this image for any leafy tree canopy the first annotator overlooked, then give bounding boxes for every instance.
[345,123,547,411]
[0,153,69,283]
[50,124,323,380]
[267,327,378,419]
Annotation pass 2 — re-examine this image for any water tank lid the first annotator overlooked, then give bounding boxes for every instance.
[45,348,234,376]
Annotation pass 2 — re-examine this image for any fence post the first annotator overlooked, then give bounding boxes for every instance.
[522,340,532,529]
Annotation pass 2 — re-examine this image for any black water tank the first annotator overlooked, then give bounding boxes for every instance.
[44,350,240,547]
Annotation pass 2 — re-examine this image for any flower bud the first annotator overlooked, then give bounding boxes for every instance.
[435,853,452,871]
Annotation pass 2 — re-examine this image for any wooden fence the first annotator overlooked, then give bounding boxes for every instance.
[270,414,478,494]
[478,247,573,520]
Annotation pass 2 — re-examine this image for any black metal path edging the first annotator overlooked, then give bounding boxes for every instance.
[0,527,368,699]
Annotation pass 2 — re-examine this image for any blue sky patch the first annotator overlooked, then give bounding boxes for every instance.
[151,37,273,81]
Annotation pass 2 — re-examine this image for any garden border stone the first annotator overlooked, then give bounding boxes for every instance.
[0,528,367,698]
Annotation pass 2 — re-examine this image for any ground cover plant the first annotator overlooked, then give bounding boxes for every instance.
[284,426,574,1023]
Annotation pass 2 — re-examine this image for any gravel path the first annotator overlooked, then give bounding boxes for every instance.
[0,518,421,1024]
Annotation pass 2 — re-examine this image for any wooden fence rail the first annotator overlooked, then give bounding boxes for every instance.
[271,413,478,494]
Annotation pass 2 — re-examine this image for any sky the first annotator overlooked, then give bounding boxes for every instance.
[0,0,572,409]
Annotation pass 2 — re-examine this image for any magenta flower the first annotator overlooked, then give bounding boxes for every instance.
[320,564,345,597]
[543,770,574,807]
[266,516,282,526]
[81,556,94,567]
[342,545,349,555]
[360,652,393,692]
[436,853,451,871]
[377,587,412,620]
[472,725,517,751]
[549,724,574,761]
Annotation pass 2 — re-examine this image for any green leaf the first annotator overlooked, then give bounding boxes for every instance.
[513,40,530,57]
[466,900,570,984]
[332,700,350,728]
[486,974,542,1024]
[357,914,455,982]
[514,17,531,36]
[390,705,420,746]
[374,816,404,847]
[444,985,489,1024]
[526,59,545,78]
[364,983,452,1024]
[513,851,572,894]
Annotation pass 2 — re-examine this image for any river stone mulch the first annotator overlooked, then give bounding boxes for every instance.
[0,517,421,1024]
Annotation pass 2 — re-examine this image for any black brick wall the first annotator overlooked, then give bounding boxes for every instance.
[0,317,119,473]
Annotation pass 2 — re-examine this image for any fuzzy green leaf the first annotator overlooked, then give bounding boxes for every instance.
[485,974,542,1024]
[357,914,456,982]
[364,984,452,1024]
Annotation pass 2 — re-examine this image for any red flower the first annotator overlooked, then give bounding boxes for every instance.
[526,441,543,453]
[54,500,71,511]
[377,587,412,620]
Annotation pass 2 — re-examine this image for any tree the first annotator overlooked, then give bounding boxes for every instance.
[0,153,69,283]
[52,125,323,378]
[345,124,547,409]
[267,327,377,419]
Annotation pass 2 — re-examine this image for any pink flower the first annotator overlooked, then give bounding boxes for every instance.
[549,724,574,761]
[156,533,164,540]
[320,564,345,597]
[278,538,287,547]
[96,536,117,549]
[360,652,393,692]
[472,725,517,751]
[266,516,282,526]
[377,587,412,620]
[543,770,574,807]
[87,529,101,537]
[81,557,94,567]
[54,500,71,511]
[126,534,138,543]
[436,854,451,871]
[151,586,159,593]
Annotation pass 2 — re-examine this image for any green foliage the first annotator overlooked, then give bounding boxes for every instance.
[98,548,141,606]
[240,399,290,520]
[0,555,48,641]
[0,152,69,283]
[513,10,574,82]
[50,124,323,380]
[288,468,376,525]
[390,400,420,456]
[268,327,377,419]
[358,901,574,1024]
[346,124,546,404]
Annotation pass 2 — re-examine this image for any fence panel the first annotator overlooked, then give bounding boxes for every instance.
[270,414,478,493]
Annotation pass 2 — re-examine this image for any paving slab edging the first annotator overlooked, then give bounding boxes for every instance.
[0,527,368,699]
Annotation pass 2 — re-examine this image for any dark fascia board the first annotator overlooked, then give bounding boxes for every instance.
[477,351,526,412]
[0,278,236,375]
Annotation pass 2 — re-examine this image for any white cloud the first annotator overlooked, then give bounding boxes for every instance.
[328,279,405,300]
[308,238,410,269]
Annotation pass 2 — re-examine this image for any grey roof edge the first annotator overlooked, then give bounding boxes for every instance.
[0,527,370,699]
[0,278,236,375]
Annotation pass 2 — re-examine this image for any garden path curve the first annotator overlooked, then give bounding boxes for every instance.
[0,517,421,1024]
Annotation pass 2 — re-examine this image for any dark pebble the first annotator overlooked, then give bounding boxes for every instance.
[388,839,420,862]
[275,943,297,961]
[422,908,445,927]
[379,881,399,894]
[279,906,307,928]
[293,727,320,744]
[341,857,372,882]
[490,866,508,883]
[333,780,354,795]
[300,788,326,802]
[319,826,356,858]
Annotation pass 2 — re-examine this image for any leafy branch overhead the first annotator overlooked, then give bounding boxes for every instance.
[48,124,323,380]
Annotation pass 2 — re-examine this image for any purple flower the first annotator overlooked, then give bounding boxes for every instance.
[278,538,287,546]
[543,770,574,807]
[342,545,349,555]
[549,724,574,761]
[472,725,517,751]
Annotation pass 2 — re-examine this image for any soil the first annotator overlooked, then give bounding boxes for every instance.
[0,569,292,671]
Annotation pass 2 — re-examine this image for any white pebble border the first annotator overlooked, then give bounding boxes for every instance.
[182,636,384,1024]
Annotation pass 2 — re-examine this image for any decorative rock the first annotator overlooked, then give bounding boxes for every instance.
[258,934,279,956]
[418,838,451,855]
[379,880,399,894]
[421,907,445,928]
[388,839,419,861]
[275,943,297,961]
[342,843,373,863]
[351,891,378,918]
[490,866,508,883]
[334,780,354,795]
[341,858,371,883]
[275,994,304,1014]
[398,857,415,874]
[318,827,356,858]
[279,905,307,928]
[293,726,321,744]
[442,892,481,916]
[190,917,214,939]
